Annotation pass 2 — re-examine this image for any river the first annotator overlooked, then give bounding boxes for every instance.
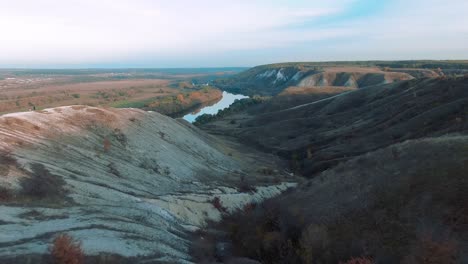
[183,91,248,123]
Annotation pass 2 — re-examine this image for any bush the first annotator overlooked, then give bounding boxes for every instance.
[20,163,67,199]
[103,138,111,152]
[50,233,84,264]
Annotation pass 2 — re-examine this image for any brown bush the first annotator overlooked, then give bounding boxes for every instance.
[103,138,111,152]
[50,233,84,264]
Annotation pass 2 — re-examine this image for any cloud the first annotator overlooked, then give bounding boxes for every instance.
[0,0,466,67]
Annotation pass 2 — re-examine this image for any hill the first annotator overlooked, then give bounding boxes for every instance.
[212,60,468,96]
[194,75,468,263]
[201,76,468,176]
[209,135,468,263]
[0,106,295,263]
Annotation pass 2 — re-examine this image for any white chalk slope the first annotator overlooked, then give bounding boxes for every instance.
[0,106,295,263]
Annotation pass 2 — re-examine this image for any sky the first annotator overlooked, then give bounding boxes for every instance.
[0,0,467,68]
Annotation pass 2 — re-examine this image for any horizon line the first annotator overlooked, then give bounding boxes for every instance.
[1,59,468,70]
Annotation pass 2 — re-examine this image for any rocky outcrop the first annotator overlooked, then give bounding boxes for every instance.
[297,71,413,88]
[213,63,414,96]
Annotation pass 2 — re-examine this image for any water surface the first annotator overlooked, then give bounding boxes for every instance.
[183,91,248,123]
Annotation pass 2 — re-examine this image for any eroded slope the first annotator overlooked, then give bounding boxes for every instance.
[0,106,295,263]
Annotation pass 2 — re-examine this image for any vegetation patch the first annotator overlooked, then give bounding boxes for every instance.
[20,163,68,200]
[49,233,84,264]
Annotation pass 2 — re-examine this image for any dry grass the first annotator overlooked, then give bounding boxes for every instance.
[0,79,171,114]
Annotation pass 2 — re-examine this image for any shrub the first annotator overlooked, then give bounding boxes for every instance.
[103,138,111,152]
[20,163,67,199]
[50,233,84,264]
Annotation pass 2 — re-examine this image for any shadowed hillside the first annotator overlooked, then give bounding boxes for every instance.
[193,73,468,264]
[202,76,468,176]
[205,135,468,263]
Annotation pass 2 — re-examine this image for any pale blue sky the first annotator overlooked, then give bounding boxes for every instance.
[0,0,467,68]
